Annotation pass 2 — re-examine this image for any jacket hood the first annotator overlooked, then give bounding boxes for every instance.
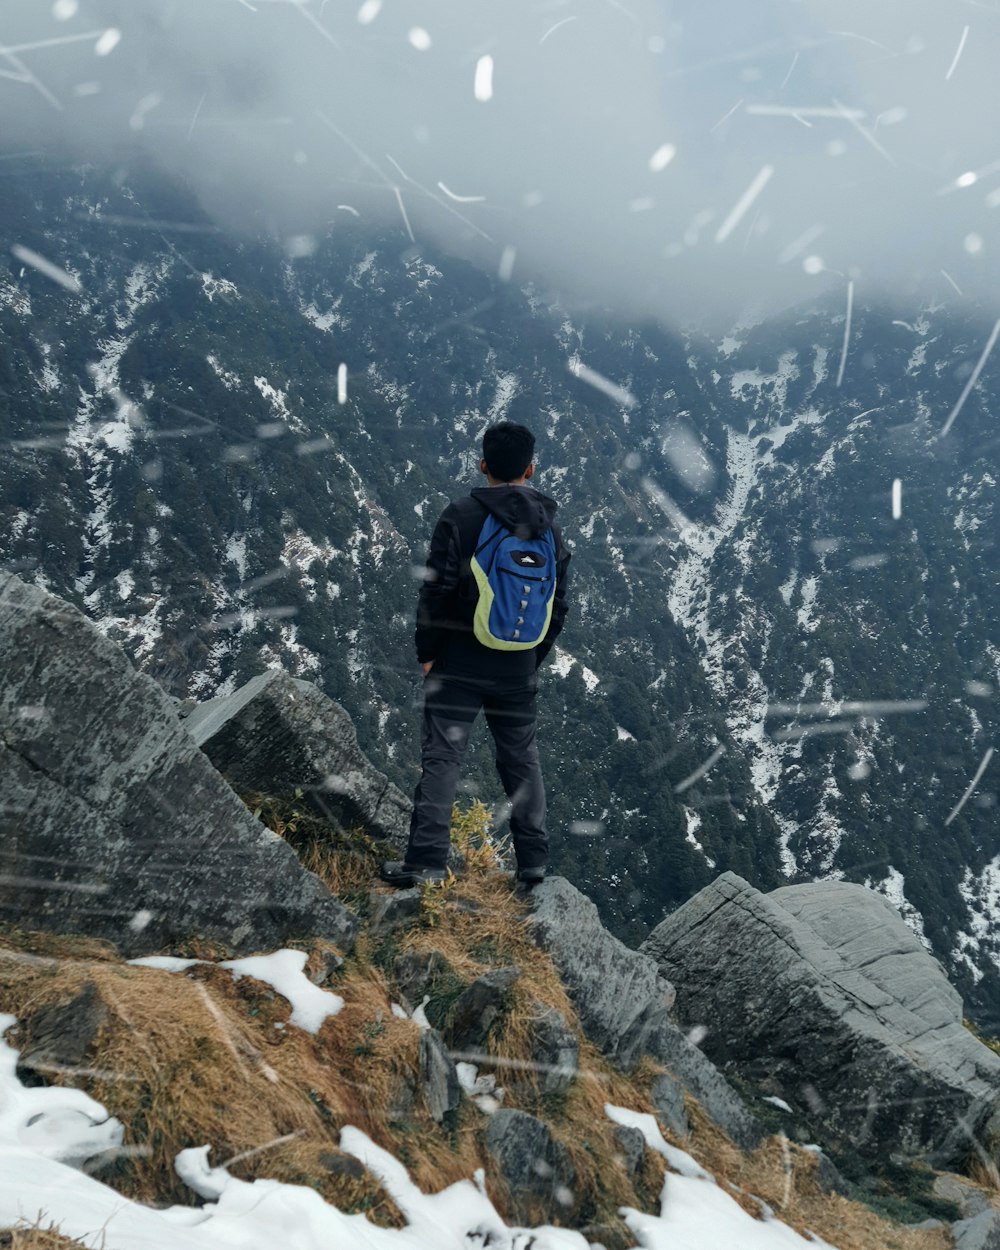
[470,485,558,539]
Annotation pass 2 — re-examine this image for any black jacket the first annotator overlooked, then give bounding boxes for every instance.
[414,486,572,677]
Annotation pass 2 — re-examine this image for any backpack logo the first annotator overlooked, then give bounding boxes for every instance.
[513,551,545,568]
[470,514,557,650]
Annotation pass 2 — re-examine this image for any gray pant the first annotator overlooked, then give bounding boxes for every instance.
[406,670,548,871]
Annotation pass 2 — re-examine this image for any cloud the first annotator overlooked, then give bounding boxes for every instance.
[3,0,999,325]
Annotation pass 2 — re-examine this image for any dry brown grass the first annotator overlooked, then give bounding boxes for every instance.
[240,791,384,904]
[631,1093,954,1250]
[0,945,407,1222]
[0,1226,90,1250]
[0,922,118,965]
[0,806,970,1248]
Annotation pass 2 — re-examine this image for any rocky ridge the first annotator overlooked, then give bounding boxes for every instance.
[2,578,1000,1246]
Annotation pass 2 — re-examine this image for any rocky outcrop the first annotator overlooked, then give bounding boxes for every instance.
[953,1210,1000,1250]
[419,1028,461,1124]
[0,575,357,956]
[526,876,674,1054]
[527,876,762,1150]
[446,967,521,1052]
[642,872,1000,1169]
[14,982,108,1085]
[184,670,410,848]
[484,1109,576,1224]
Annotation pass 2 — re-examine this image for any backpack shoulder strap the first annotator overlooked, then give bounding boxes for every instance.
[452,494,492,560]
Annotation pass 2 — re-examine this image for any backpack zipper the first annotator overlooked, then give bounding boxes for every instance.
[497,568,549,583]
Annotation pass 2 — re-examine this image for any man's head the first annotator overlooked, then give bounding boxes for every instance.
[481,422,535,484]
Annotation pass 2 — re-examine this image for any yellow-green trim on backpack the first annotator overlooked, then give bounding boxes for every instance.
[471,557,553,650]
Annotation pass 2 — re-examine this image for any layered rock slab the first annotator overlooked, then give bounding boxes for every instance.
[0,575,357,955]
[184,670,410,848]
[642,872,1000,1168]
[526,875,761,1149]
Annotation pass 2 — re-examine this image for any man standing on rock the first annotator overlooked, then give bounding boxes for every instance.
[382,421,571,888]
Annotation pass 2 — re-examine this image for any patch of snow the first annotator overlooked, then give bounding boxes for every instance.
[866,867,932,950]
[9,510,30,542]
[551,648,575,678]
[0,276,31,318]
[302,297,346,332]
[254,376,308,435]
[206,355,241,390]
[201,273,238,302]
[281,530,340,601]
[349,250,378,284]
[605,1104,711,1180]
[797,576,819,633]
[906,343,927,375]
[225,534,249,582]
[762,1096,793,1113]
[129,949,343,1034]
[36,342,60,392]
[684,808,716,868]
[955,857,1000,981]
[811,347,828,391]
[729,350,799,412]
[224,950,344,1033]
[488,372,519,422]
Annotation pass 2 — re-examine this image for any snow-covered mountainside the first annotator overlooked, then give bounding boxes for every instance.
[1,161,997,1019]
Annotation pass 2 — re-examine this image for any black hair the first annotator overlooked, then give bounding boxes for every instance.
[482,422,535,482]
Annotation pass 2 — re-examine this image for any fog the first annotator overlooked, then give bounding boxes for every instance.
[3,0,1000,325]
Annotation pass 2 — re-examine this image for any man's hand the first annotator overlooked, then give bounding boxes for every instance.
[421,661,434,675]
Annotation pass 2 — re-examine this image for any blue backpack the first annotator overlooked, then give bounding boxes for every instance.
[470,513,557,650]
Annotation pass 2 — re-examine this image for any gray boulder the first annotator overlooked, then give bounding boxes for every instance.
[420,1027,461,1123]
[484,1108,576,1223]
[526,876,673,1054]
[15,981,108,1083]
[613,1124,647,1177]
[934,1174,993,1219]
[642,872,1000,1169]
[649,1072,690,1139]
[0,575,357,956]
[392,948,447,1012]
[185,670,410,848]
[446,967,521,1052]
[527,876,761,1150]
[527,1005,579,1095]
[367,888,422,938]
[953,1210,1000,1250]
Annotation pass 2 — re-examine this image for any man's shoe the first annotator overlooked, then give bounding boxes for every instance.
[515,865,547,886]
[381,861,448,888]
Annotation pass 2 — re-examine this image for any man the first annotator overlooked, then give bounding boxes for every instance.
[381,421,571,887]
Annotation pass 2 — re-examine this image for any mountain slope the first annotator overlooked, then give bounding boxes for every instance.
[1,158,997,1017]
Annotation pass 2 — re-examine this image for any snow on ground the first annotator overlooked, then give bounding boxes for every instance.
[0,1014,834,1250]
[128,949,344,1034]
[954,856,1000,982]
[549,647,600,692]
[201,273,239,303]
[301,297,347,332]
[488,372,519,421]
[254,376,308,435]
[606,1105,834,1250]
[683,809,716,868]
[281,530,342,601]
[865,867,932,951]
[0,275,31,318]
[206,354,242,390]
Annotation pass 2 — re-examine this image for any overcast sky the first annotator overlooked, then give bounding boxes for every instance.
[4,0,1000,326]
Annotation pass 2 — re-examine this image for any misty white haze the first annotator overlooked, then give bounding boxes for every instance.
[4,0,1000,324]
